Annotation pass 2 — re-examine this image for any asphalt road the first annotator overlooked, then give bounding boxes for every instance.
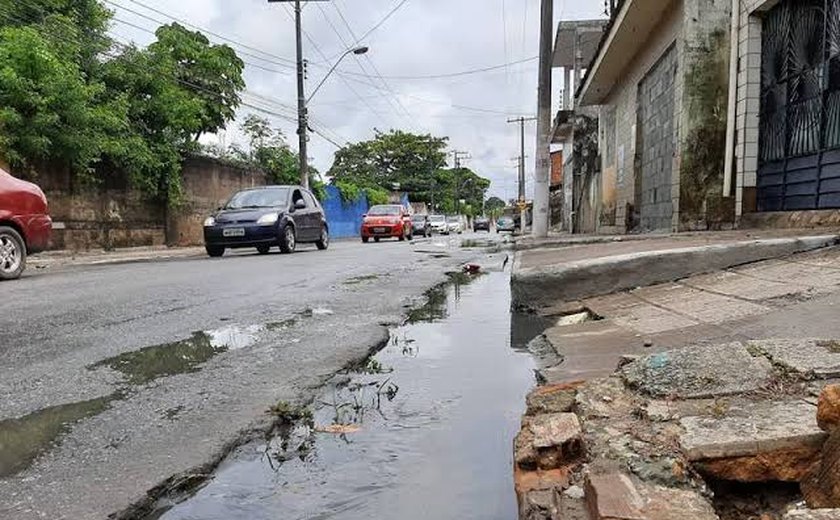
[0,234,499,519]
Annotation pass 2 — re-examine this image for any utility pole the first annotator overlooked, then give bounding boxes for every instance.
[268,0,330,190]
[533,0,554,238]
[507,116,537,232]
[451,150,470,215]
[452,150,470,170]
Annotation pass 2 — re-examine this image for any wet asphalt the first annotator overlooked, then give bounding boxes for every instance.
[0,235,505,519]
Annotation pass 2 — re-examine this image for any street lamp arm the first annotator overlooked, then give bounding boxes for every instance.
[306,46,368,104]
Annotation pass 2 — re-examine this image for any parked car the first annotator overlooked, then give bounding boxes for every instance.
[410,214,432,237]
[203,185,328,257]
[497,216,516,233]
[0,168,51,280]
[473,216,491,232]
[429,214,449,235]
[361,205,413,242]
[446,215,463,234]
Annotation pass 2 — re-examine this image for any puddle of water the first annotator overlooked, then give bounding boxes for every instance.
[510,311,553,352]
[153,271,536,520]
[0,393,121,477]
[90,326,261,385]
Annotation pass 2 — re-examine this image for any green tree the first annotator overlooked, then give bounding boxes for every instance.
[0,0,111,74]
[100,24,245,202]
[0,26,131,175]
[485,196,506,217]
[329,130,448,192]
[327,130,492,211]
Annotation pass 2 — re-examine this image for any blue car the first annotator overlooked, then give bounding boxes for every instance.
[203,185,329,257]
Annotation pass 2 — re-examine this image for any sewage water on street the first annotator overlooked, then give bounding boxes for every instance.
[155,269,537,520]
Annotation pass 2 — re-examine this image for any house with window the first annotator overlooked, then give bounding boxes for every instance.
[571,0,840,234]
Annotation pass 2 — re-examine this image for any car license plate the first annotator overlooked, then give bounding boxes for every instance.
[374,227,386,234]
[223,228,245,237]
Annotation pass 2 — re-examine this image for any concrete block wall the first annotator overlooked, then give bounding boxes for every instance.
[597,0,684,233]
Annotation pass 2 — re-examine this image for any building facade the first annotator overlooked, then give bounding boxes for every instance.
[566,0,840,234]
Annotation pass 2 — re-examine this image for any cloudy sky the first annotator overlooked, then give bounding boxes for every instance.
[107,0,604,201]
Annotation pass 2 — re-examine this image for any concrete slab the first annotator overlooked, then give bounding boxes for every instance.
[687,269,810,302]
[621,342,774,399]
[585,473,645,520]
[736,262,840,291]
[530,413,582,449]
[680,400,827,461]
[585,473,718,520]
[749,339,840,380]
[631,284,770,325]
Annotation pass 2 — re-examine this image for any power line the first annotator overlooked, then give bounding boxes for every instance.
[0,6,347,150]
[310,1,408,122]
[114,0,297,67]
[326,1,412,119]
[276,4,394,129]
[336,55,539,80]
[109,16,292,76]
[355,0,411,45]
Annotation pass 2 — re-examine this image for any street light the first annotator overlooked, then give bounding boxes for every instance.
[307,46,368,103]
[268,0,368,190]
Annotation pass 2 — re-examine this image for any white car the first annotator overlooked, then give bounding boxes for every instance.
[429,215,449,234]
[446,216,463,234]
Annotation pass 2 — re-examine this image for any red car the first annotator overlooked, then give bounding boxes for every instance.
[361,204,413,243]
[0,168,51,280]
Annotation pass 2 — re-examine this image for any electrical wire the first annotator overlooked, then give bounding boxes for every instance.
[0,6,347,149]
[325,1,412,119]
[114,0,297,67]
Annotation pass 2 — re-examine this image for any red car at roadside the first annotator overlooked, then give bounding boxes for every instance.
[361,204,413,243]
[0,168,51,280]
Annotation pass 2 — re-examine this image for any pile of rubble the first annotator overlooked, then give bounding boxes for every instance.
[514,338,840,520]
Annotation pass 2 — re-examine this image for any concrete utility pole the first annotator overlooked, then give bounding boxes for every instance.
[508,116,537,232]
[268,0,330,190]
[533,0,554,238]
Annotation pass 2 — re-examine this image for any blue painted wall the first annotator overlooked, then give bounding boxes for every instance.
[321,185,368,239]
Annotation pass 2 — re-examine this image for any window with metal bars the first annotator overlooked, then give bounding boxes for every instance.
[758,0,840,210]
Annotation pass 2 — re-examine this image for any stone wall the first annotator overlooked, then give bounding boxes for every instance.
[168,157,268,247]
[16,156,266,251]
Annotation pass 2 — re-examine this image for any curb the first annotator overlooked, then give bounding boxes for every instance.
[511,235,840,310]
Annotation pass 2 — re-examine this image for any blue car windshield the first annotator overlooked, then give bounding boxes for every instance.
[226,188,289,209]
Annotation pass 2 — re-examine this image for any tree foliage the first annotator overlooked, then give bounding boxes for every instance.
[485,196,506,215]
[328,130,490,215]
[0,3,246,204]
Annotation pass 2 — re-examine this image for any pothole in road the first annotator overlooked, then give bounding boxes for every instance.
[0,392,122,478]
[142,269,537,520]
[89,326,262,385]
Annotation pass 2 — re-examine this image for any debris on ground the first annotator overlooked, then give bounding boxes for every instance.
[512,337,840,520]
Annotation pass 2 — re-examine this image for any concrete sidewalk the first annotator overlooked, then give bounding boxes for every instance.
[29,245,205,270]
[512,230,840,310]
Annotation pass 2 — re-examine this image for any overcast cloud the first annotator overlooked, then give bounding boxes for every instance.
[108,0,604,201]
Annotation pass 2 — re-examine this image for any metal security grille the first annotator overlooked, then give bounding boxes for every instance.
[758,0,840,211]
